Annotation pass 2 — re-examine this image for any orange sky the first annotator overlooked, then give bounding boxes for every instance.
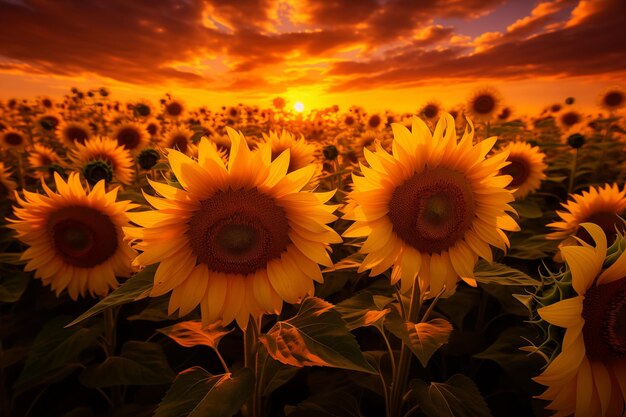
[0,0,625,115]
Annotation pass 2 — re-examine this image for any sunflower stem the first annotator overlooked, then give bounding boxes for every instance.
[244,316,262,417]
[567,148,578,194]
[103,307,124,408]
[390,277,421,417]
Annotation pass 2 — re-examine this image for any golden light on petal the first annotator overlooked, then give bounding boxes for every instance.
[495,141,547,200]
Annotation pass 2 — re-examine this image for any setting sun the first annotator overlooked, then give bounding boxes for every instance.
[294,101,304,112]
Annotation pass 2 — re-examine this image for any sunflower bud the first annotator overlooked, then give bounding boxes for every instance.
[567,133,585,149]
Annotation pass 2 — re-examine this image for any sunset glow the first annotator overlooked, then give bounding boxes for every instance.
[294,101,304,112]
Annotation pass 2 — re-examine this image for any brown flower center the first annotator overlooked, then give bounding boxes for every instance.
[188,188,290,274]
[4,132,23,146]
[576,212,625,246]
[582,277,626,362]
[472,94,496,115]
[48,206,118,268]
[561,112,580,127]
[500,156,530,189]
[147,123,158,136]
[604,91,624,108]
[388,167,475,253]
[65,126,89,144]
[166,102,183,116]
[116,127,141,150]
[423,104,438,119]
[368,115,381,128]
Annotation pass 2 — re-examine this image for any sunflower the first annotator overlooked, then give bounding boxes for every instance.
[133,100,153,118]
[259,130,316,173]
[495,141,547,199]
[162,128,194,155]
[366,113,383,130]
[6,173,137,299]
[58,120,92,147]
[124,128,341,328]
[343,113,518,296]
[69,137,134,185]
[112,122,149,154]
[420,101,441,122]
[36,113,61,133]
[599,87,625,112]
[28,144,62,179]
[534,223,626,417]
[548,184,626,245]
[0,162,17,199]
[557,110,583,132]
[1,129,27,150]
[163,99,185,119]
[466,87,502,122]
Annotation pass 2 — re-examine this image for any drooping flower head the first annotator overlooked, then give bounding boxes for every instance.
[495,141,547,200]
[7,173,137,299]
[125,128,341,328]
[534,223,626,417]
[343,113,518,296]
[548,184,626,246]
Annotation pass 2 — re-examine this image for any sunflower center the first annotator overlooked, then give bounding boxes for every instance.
[561,112,580,127]
[147,123,158,136]
[171,135,188,153]
[65,127,89,144]
[500,156,530,188]
[582,278,626,362]
[368,115,381,128]
[39,116,59,131]
[188,188,290,275]
[423,104,438,119]
[473,95,495,114]
[4,132,23,146]
[388,167,475,253]
[49,206,118,268]
[166,102,182,116]
[604,91,624,108]
[117,127,141,150]
[83,160,113,185]
[576,212,625,246]
[135,103,151,117]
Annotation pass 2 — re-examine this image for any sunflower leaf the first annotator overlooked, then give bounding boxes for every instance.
[259,297,377,374]
[79,341,174,388]
[335,292,393,331]
[16,315,101,392]
[157,321,232,351]
[410,374,492,417]
[154,367,253,417]
[384,314,453,367]
[473,260,540,286]
[510,199,542,219]
[66,264,157,327]
[284,390,363,417]
[0,268,30,303]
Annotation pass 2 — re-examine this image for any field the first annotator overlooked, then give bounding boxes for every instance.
[1,87,626,417]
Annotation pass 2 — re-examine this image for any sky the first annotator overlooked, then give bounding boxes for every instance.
[0,0,625,114]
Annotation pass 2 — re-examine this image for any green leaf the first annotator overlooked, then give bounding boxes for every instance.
[127,296,172,322]
[67,264,157,327]
[384,314,453,367]
[473,260,540,286]
[79,341,174,388]
[154,367,253,417]
[0,252,27,265]
[335,292,393,331]
[259,346,300,397]
[0,270,30,302]
[158,321,232,351]
[16,316,101,391]
[411,374,492,417]
[510,199,542,219]
[284,391,363,417]
[259,297,376,374]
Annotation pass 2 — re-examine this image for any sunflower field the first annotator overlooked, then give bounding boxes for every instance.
[1,87,626,417]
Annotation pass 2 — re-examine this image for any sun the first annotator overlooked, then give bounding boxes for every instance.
[294,101,304,112]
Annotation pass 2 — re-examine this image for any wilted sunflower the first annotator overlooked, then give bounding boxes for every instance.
[343,114,518,295]
[162,128,194,155]
[548,184,626,245]
[124,128,341,328]
[58,120,92,147]
[599,87,625,112]
[28,144,62,179]
[259,130,316,173]
[495,141,547,199]
[113,122,149,153]
[466,87,502,121]
[1,129,26,150]
[69,137,134,185]
[0,162,17,199]
[6,173,137,299]
[534,223,626,417]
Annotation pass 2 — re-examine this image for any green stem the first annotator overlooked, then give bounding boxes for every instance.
[567,148,578,195]
[376,327,396,417]
[103,308,123,408]
[390,278,421,417]
[244,317,262,417]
